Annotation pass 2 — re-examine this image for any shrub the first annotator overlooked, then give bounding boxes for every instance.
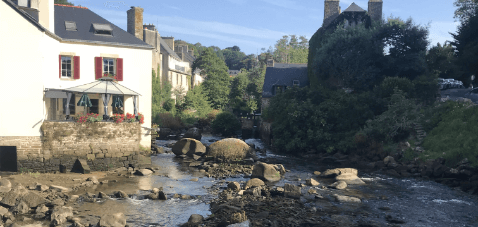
[211,112,241,137]
[198,109,222,127]
[363,89,422,143]
[422,102,478,167]
[163,98,176,112]
[156,112,182,130]
[375,77,414,100]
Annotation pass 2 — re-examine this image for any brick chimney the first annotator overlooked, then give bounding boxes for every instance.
[143,24,160,50]
[368,0,383,21]
[267,57,274,67]
[127,6,144,40]
[323,0,341,27]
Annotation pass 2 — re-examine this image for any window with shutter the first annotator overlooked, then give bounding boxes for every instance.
[73,56,80,79]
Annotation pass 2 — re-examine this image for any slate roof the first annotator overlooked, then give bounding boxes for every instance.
[262,64,308,98]
[54,5,152,49]
[160,38,181,60]
[343,2,366,12]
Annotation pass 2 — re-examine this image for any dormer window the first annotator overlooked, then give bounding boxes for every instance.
[65,21,77,31]
[92,23,113,36]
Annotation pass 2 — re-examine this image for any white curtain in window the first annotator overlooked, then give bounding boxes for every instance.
[102,94,111,116]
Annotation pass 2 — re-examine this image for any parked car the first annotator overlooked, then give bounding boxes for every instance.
[464,88,478,103]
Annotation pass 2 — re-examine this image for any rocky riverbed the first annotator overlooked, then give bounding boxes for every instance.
[1,135,478,227]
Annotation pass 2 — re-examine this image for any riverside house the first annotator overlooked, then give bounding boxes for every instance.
[0,0,153,172]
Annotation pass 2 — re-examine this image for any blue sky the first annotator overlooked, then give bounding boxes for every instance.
[69,0,458,55]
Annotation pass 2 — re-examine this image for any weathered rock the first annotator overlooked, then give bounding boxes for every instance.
[284,183,301,199]
[50,206,73,226]
[308,188,317,194]
[87,176,100,185]
[245,187,262,197]
[228,182,241,191]
[313,171,321,176]
[72,159,91,174]
[329,181,347,190]
[172,138,206,157]
[0,179,12,193]
[306,178,320,186]
[98,192,108,199]
[333,194,361,203]
[114,191,128,199]
[190,178,199,182]
[68,195,79,203]
[36,184,49,192]
[322,168,358,177]
[251,162,281,182]
[48,198,65,207]
[181,195,191,200]
[273,164,287,175]
[184,127,203,141]
[188,214,204,225]
[0,206,9,216]
[244,178,265,190]
[384,156,396,166]
[1,185,45,208]
[134,169,153,176]
[98,213,127,227]
[208,138,251,162]
[229,211,247,224]
[11,201,29,215]
[147,191,167,200]
[152,188,161,193]
[50,185,71,193]
[35,204,49,214]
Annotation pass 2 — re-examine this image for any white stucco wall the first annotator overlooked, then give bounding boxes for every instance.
[0,0,60,137]
[0,0,153,147]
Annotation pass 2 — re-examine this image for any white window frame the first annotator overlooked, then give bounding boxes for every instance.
[103,58,116,75]
[61,56,73,78]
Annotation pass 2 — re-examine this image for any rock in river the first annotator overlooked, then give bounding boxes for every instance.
[333,194,361,203]
[251,162,281,182]
[172,138,206,157]
[244,178,265,190]
[98,213,127,227]
[208,138,251,162]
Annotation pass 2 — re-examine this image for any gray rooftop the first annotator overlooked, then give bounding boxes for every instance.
[160,38,181,60]
[262,64,308,98]
[54,5,152,48]
[343,3,366,12]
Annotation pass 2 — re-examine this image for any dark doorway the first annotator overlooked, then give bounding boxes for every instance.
[89,99,99,114]
[0,146,18,172]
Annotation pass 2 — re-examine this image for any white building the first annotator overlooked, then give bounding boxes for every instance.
[0,0,153,170]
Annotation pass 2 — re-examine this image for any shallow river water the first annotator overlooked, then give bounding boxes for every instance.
[70,136,478,227]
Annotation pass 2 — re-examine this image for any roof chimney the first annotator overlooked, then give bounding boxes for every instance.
[368,0,383,21]
[162,37,175,51]
[267,57,274,67]
[127,6,144,40]
[323,0,340,27]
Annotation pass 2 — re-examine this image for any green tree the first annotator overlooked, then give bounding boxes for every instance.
[192,48,231,109]
[272,35,309,64]
[183,85,212,118]
[152,68,172,123]
[454,0,478,23]
[451,7,478,87]
[229,73,251,113]
[426,43,463,82]
[222,47,247,70]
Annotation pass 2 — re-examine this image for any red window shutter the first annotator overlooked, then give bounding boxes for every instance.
[116,58,123,81]
[73,56,80,79]
[59,55,62,78]
[95,57,103,79]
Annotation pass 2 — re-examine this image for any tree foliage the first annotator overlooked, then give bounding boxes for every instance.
[192,48,231,109]
[454,0,478,23]
[54,0,74,5]
[452,6,478,86]
[152,68,172,123]
[272,35,309,64]
[183,85,212,118]
[426,43,463,82]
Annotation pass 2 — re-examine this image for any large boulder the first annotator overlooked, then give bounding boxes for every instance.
[183,127,202,141]
[188,214,204,226]
[98,213,127,227]
[11,201,30,215]
[333,194,361,203]
[208,138,251,162]
[251,162,281,182]
[329,181,347,190]
[1,185,45,208]
[0,179,12,193]
[134,169,153,176]
[50,206,73,226]
[172,138,206,157]
[306,178,320,186]
[322,168,365,185]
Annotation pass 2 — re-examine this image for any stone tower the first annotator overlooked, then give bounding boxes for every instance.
[323,0,341,27]
[127,6,144,40]
[368,0,383,21]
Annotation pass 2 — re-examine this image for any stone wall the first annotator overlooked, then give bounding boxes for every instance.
[0,121,151,173]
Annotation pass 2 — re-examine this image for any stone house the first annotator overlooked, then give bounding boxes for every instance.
[0,0,153,172]
[261,59,308,110]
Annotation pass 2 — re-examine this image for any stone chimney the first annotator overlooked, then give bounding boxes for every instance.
[368,0,383,21]
[127,6,144,40]
[163,37,175,51]
[188,49,194,57]
[266,57,274,67]
[323,0,341,28]
[143,24,160,50]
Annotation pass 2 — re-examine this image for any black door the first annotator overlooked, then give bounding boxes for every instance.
[0,146,17,172]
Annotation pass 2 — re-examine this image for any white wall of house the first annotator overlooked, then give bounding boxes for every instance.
[0,0,60,137]
[46,42,153,147]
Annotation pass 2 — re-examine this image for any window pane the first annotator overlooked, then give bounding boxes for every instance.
[109,66,114,73]
[109,59,114,65]
[62,63,66,70]
[62,70,66,77]
[104,65,108,73]
[67,71,71,77]
[66,64,71,70]
[103,59,108,65]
